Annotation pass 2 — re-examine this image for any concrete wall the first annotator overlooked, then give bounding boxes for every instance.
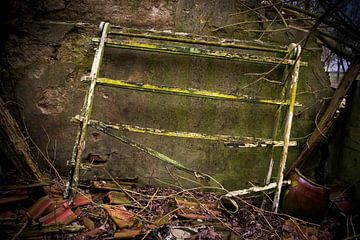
[338,81,360,199]
[5,0,332,190]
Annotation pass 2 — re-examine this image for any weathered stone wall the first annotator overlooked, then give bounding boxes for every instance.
[338,82,360,200]
[4,0,332,190]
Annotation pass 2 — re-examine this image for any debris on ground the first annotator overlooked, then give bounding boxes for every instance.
[0,175,350,240]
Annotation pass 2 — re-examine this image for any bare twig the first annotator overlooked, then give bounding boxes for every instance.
[233,195,320,227]
[259,210,281,239]
[136,188,159,215]
[257,16,278,41]
[268,0,288,28]
[11,219,28,240]
[290,218,309,240]
[344,234,360,240]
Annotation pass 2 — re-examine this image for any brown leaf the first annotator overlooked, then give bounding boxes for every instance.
[104,204,135,228]
[114,229,141,239]
[83,216,95,230]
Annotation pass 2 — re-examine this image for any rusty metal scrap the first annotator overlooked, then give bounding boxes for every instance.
[93,37,308,66]
[64,22,110,202]
[109,25,289,53]
[82,76,302,107]
[272,44,302,213]
[71,194,92,208]
[72,115,297,148]
[38,202,77,226]
[0,189,29,205]
[27,195,53,221]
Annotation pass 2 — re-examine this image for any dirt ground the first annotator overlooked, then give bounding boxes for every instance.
[0,172,346,239]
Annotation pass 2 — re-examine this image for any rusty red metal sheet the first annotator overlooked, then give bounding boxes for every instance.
[27,195,53,221]
[71,194,92,208]
[39,202,77,225]
[0,195,29,205]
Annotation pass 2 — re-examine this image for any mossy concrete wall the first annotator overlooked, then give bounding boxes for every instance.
[338,82,360,199]
[5,0,332,190]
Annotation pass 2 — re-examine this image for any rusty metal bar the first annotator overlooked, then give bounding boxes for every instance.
[72,115,297,147]
[225,180,291,197]
[92,38,308,66]
[108,27,288,53]
[65,22,109,202]
[82,77,302,107]
[272,44,302,213]
[87,120,196,174]
[263,59,291,189]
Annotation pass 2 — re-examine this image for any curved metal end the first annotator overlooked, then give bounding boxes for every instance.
[219,195,239,214]
[98,22,106,36]
[99,22,105,31]
[288,43,301,59]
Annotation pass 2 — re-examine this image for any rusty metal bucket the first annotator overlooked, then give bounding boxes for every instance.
[281,169,329,220]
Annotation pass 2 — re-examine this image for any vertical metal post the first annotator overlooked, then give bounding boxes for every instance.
[264,107,283,185]
[65,22,110,202]
[263,55,291,203]
[272,44,302,212]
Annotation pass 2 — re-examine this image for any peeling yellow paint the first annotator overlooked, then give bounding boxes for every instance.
[83,77,303,107]
[92,38,308,66]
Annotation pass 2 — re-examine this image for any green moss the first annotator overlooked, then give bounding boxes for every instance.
[128,0,142,10]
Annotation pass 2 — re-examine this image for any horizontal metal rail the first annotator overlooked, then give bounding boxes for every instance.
[72,116,297,147]
[83,119,199,174]
[109,27,288,53]
[81,77,302,106]
[92,38,308,66]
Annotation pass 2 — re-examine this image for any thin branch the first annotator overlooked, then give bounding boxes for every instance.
[269,0,288,28]
[136,188,159,215]
[11,219,28,240]
[257,16,278,41]
[211,18,309,32]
